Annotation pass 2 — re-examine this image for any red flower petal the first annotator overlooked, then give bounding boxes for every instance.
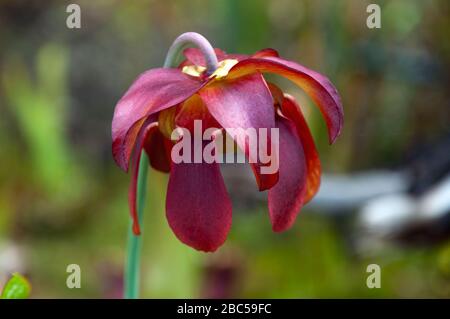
[228,56,344,144]
[166,142,232,252]
[175,94,221,132]
[280,94,321,203]
[199,73,278,191]
[128,118,158,235]
[268,117,307,232]
[112,68,209,172]
[143,127,171,173]
[252,48,279,58]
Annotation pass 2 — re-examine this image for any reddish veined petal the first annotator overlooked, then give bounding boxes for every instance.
[249,162,279,192]
[268,117,307,232]
[175,94,220,132]
[128,118,158,235]
[199,73,278,191]
[252,48,279,58]
[166,140,232,252]
[120,117,147,174]
[112,68,210,172]
[143,127,171,173]
[267,82,284,106]
[280,94,321,203]
[228,56,343,144]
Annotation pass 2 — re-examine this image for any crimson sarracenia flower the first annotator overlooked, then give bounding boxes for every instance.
[112,43,343,252]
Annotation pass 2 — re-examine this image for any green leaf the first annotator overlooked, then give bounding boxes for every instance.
[1,273,31,299]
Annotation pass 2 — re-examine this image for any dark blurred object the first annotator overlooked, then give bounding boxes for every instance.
[359,174,450,248]
[201,250,242,299]
[0,0,51,30]
[406,133,450,195]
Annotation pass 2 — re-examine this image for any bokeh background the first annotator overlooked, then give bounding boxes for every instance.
[0,0,449,298]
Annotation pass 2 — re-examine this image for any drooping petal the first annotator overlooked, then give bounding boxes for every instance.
[143,127,172,173]
[199,73,278,190]
[112,68,209,171]
[166,141,232,252]
[280,94,321,203]
[267,81,284,106]
[268,117,307,232]
[228,56,344,144]
[252,48,279,58]
[128,118,158,235]
[121,117,148,173]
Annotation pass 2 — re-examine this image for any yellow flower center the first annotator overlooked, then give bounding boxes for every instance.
[181,59,238,79]
[211,59,238,79]
[181,64,206,77]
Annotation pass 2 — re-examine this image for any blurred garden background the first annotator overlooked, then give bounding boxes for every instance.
[0,0,449,298]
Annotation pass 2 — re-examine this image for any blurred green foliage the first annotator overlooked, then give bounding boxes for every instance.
[1,273,31,299]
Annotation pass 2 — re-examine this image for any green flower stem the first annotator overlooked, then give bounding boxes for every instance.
[124,32,218,299]
[124,153,148,299]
